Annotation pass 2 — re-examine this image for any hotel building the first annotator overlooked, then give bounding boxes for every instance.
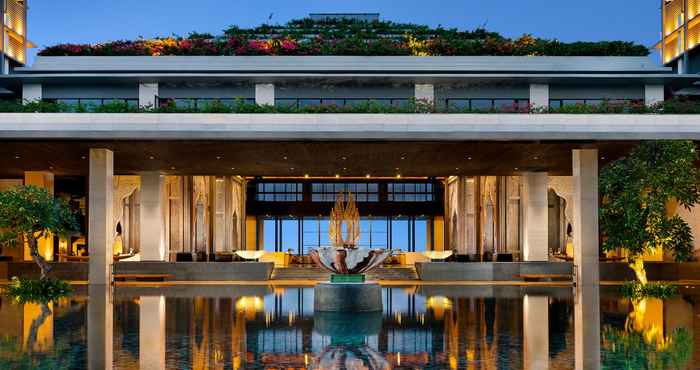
[0,0,27,74]
[0,11,698,292]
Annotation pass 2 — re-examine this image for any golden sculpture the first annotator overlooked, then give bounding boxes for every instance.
[329,191,360,248]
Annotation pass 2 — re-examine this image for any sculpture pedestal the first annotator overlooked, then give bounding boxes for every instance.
[314,282,382,312]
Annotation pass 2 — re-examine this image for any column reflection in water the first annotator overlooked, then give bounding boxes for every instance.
[140,295,166,370]
[88,285,113,370]
[523,295,548,370]
[574,284,600,370]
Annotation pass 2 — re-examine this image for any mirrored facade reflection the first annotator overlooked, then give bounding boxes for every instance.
[0,285,698,369]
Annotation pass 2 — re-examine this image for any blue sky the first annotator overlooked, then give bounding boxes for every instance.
[28,1,662,62]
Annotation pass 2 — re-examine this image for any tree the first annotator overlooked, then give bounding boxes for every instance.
[0,185,78,279]
[600,141,700,285]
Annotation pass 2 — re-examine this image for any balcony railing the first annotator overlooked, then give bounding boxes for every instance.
[275,98,411,109]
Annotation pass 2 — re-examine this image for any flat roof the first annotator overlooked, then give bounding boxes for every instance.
[18,56,671,74]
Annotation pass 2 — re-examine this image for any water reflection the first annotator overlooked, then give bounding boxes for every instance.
[0,284,697,369]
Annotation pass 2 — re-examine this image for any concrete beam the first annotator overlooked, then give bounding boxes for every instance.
[88,149,114,285]
[7,113,700,141]
[572,149,600,370]
[529,83,549,109]
[139,83,158,109]
[139,172,166,261]
[255,83,275,106]
[22,83,42,103]
[645,84,664,106]
[522,172,549,261]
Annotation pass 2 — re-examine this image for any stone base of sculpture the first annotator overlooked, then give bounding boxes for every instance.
[314,282,382,312]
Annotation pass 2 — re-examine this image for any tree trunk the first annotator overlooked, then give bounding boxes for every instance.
[25,302,51,355]
[27,236,51,280]
[629,257,648,285]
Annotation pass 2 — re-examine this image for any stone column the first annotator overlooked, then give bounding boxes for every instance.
[87,285,113,370]
[139,295,166,370]
[22,83,42,103]
[572,149,600,370]
[529,83,549,110]
[24,171,55,262]
[255,83,275,106]
[139,83,159,109]
[523,295,549,370]
[644,84,664,106]
[88,149,114,285]
[414,84,435,103]
[522,172,549,261]
[140,172,166,261]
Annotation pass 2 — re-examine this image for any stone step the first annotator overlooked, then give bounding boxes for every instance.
[271,265,418,281]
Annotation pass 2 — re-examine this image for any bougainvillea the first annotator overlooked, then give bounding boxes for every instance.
[39,17,650,57]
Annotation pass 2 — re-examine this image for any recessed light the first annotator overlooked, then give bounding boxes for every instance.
[304,174,309,178]
[341,156,347,160]
[395,167,400,171]
[231,167,236,170]
[170,166,176,170]
[514,167,519,171]
[533,156,539,160]
[365,174,371,178]
[342,167,347,170]
[400,155,406,160]
[467,156,472,160]
[396,174,402,179]
[80,156,86,160]
[48,166,54,170]
[283,156,288,160]
[216,156,222,160]
[335,174,340,178]
[14,155,20,159]
[149,155,155,160]
[455,167,460,171]
[290,167,295,171]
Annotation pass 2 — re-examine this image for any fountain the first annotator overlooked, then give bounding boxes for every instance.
[310,192,390,312]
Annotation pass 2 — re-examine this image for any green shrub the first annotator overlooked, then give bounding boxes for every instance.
[620,281,679,300]
[2,277,72,304]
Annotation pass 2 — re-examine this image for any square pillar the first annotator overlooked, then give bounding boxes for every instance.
[522,172,549,261]
[87,285,113,370]
[572,149,600,370]
[139,172,166,261]
[139,83,159,109]
[524,295,549,370]
[140,295,166,370]
[88,149,114,285]
[529,83,549,109]
[22,83,42,103]
[414,83,435,103]
[255,83,275,106]
[644,84,664,106]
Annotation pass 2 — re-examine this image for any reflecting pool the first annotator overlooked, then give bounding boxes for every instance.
[0,284,698,369]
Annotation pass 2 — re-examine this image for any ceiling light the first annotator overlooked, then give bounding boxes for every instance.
[14,155,21,159]
[216,156,222,160]
[283,156,288,160]
[467,156,472,160]
[149,155,155,160]
[304,174,310,178]
[396,174,402,179]
[365,174,371,178]
[335,174,340,178]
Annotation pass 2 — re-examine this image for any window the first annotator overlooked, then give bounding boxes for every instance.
[275,98,411,109]
[256,183,303,202]
[549,98,636,109]
[388,183,434,202]
[446,98,529,111]
[311,182,379,202]
[51,98,139,109]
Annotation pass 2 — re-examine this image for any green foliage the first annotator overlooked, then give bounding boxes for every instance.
[0,185,79,250]
[5,98,700,114]
[620,281,679,300]
[602,327,693,370]
[600,141,700,261]
[0,185,79,278]
[2,277,72,304]
[39,17,649,57]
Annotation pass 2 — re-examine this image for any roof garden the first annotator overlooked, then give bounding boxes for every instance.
[38,17,650,57]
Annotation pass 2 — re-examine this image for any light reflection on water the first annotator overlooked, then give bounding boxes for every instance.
[0,285,697,369]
